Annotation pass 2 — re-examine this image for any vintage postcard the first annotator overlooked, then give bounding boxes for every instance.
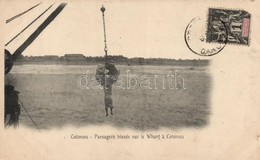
[0,0,259,159]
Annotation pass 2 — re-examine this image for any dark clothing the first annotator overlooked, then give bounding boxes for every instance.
[104,63,119,109]
[105,63,118,76]
[105,63,119,86]
[96,63,119,86]
[104,84,113,109]
[96,63,119,114]
[104,63,118,109]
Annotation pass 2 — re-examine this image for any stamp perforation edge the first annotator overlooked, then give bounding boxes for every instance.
[205,7,251,46]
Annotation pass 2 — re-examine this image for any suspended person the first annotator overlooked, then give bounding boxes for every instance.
[96,60,119,117]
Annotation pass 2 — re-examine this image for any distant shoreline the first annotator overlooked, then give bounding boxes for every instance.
[14,54,210,66]
[14,60,210,67]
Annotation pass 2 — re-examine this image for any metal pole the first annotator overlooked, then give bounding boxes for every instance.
[101,5,108,64]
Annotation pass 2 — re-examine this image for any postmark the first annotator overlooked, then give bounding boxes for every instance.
[185,17,227,56]
[206,8,251,45]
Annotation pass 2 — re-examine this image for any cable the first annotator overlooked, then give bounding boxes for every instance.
[5,4,54,46]
[101,5,108,63]
[18,98,41,132]
[12,3,67,60]
[6,2,42,24]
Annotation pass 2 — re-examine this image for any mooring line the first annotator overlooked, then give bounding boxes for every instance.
[6,2,42,24]
[12,3,67,60]
[18,98,41,132]
[5,4,54,46]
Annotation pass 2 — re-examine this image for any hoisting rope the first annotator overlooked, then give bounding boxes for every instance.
[18,98,41,132]
[6,2,42,24]
[12,3,67,60]
[101,5,108,64]
[5,4,54,46]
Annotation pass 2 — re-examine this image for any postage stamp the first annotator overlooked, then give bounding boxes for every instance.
[185,17,226,56]
[206,8,251,45]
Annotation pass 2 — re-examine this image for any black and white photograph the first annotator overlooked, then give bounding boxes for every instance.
[4,2,211,130]
[1,1,260,160]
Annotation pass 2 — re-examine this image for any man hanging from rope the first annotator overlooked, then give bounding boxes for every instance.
[98,5,120,116]
[96,60,119,117]
[104,60,119,116]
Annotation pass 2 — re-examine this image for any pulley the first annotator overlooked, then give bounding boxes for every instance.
[5,49,13,75]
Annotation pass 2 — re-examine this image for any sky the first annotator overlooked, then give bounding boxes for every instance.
[3,0,256,59]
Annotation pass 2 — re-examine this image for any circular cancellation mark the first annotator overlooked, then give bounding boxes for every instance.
[184,17,227,56]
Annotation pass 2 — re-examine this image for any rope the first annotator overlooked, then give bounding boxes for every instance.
[102,13,107,52]
[6,2,42,24]
[12,3,67,60]
[101,5,108,89]
[101,5,108,63]
[5,4,54,46]
[18,98,41,132]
